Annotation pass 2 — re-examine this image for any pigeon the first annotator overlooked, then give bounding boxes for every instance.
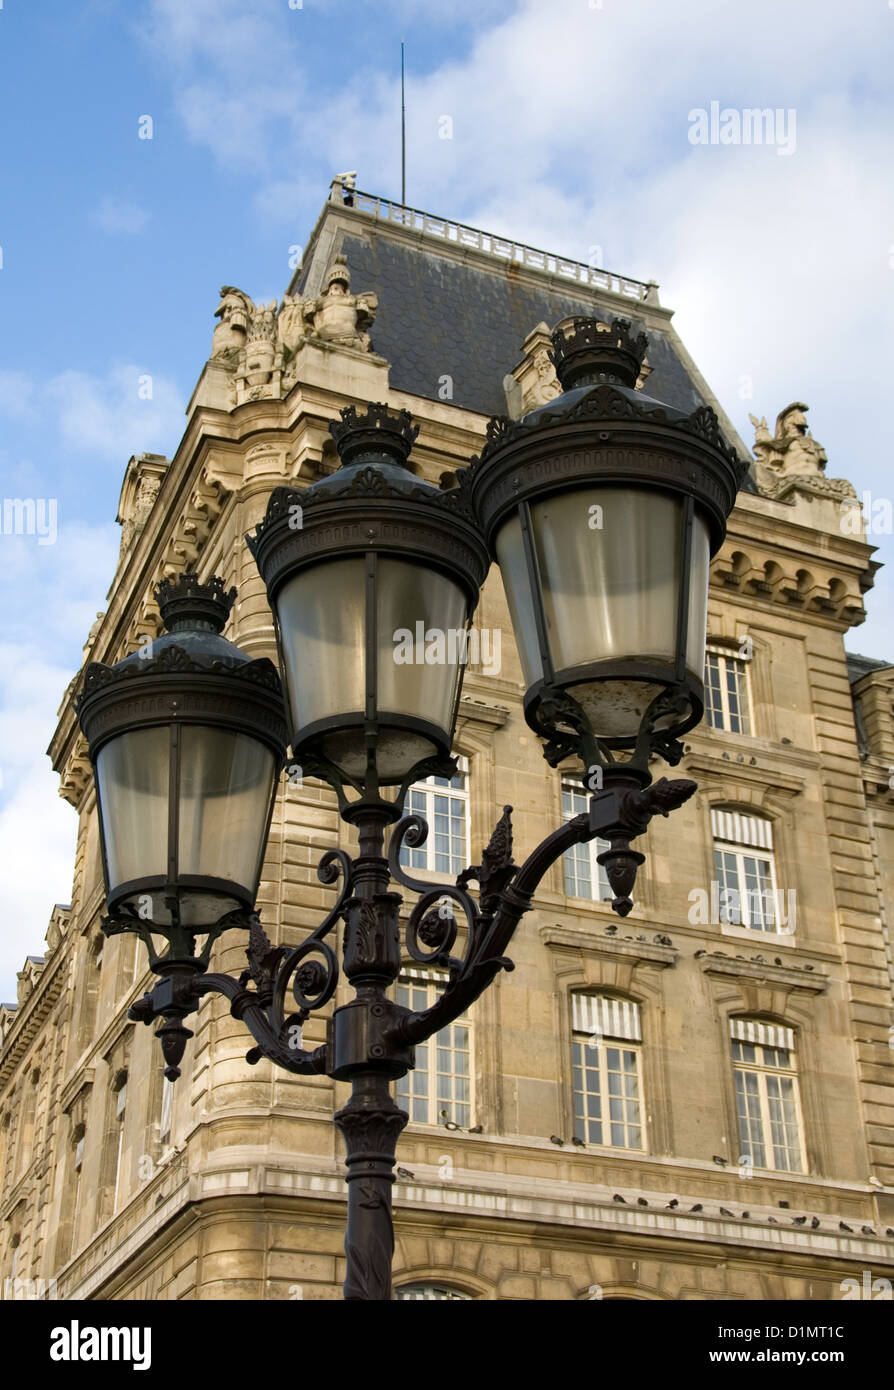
[719,1207,734,1217]
[690,1203,703,1213]
[654,934,672,946]
[768,1217,778,1224]
[712,1155,728,1166]
[811,1217,821,1229]
[550,1135,564,1146]
[886,1229,894,1238]
[774,957,783,966]
[468,1124,483,1134]
[778,1200,790,1208]
[443,1120,460,1131]
[397,1167,415,1180]
[612,1194,627,1203]
[839,1221,853,1233]
[752,955,765,963]
[571,1136,585,1147]
[793,1216,807,1225]
[694,950,707,959]
[666,1199,679,1209]
[742,1211,751,1219]
[605,925,618,936]
[637,1197,648,1206]
[861,1226,876,1236]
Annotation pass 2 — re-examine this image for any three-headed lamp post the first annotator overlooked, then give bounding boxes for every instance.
[75,317,748,1300]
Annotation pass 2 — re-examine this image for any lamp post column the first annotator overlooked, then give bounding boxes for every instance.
[332,809,411,1301]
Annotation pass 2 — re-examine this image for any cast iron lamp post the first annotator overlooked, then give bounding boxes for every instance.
[75,321,748,1301]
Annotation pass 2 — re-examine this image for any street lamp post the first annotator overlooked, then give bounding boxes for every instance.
[75,319,748,1301]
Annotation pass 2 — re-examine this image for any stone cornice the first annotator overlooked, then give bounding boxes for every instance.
[540,923,678,969]
[699,952,829,994]
[457,697,511,730]
[681,750,805,800]
[0,953,65,1093]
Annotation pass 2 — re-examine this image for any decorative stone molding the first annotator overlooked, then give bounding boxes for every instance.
[456,697,510,731]
[698,951,828,996]
[510,320,653,416]
[709,542,867,627]
[681,752,805,805]
[58,737,92,809]
[540,923,678,977]
[116,454,169,566]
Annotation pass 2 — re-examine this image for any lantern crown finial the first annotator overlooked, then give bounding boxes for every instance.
[550,316,648,390]
[329,402,420,470]
[155,573,236,634]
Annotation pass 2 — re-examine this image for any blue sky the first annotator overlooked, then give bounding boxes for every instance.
[1,0,893,996]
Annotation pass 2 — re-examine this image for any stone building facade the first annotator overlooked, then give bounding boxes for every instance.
[2,179,893,1301]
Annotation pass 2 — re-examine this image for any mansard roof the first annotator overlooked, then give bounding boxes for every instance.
[291,185,756,492]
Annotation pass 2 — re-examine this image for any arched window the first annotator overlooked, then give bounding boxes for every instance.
[711,809,780,931]
[730,1018,804,1173]
[394,1283,472,1300]
[571,994,644,1150]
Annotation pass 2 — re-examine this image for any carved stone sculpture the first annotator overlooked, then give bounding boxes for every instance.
[211,287,254,359]
[510,320,652,416]
[207,259,380,406]
[302,255,378,350]
[749,403,854,503]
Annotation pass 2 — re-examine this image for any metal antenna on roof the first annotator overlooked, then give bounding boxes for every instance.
[401,39,406,207]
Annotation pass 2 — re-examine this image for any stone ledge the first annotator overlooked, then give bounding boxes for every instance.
[540,923,678,969]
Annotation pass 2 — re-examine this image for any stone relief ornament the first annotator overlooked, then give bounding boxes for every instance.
[749,403,855,502]
[510,320,652,416]
[208,255,380,405]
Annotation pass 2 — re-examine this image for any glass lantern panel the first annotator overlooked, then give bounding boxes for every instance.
[376,557,467,734]
[496,486,710,739]
[276,557,366,736]
[96,727,170,893]
[178,727,276,894]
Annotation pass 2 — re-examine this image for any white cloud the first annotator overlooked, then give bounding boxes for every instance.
[45,364,184,462]
[0,521,119,1000]
[90,194,150,235]
[0,371,36,420]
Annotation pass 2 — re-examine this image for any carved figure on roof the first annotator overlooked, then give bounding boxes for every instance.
[750,403,854,503]
[750,402,828,479]
[303,255,378,350]
[211,287,254,359]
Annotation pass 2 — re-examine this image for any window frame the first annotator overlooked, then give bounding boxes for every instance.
[394,970,474,1129]
[398,758,470,880]
[729,1020,806,1174]
[711,809,783,934]
[704,644,753,736]
[561,782,613,904]
[570,993,646,1152]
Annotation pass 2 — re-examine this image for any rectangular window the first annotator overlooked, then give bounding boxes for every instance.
[395,973,472,1127]
[562,784,612,903]
[571,995,643,1150]
[704,648,751,734]
[399,765,469,877]
[711,809,779,931]
[730,1019,804,1173]
[159,1078,174,1145]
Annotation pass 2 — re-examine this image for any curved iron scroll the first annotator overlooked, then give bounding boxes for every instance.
[388,806,594,1047]
[133,846,355,1078]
